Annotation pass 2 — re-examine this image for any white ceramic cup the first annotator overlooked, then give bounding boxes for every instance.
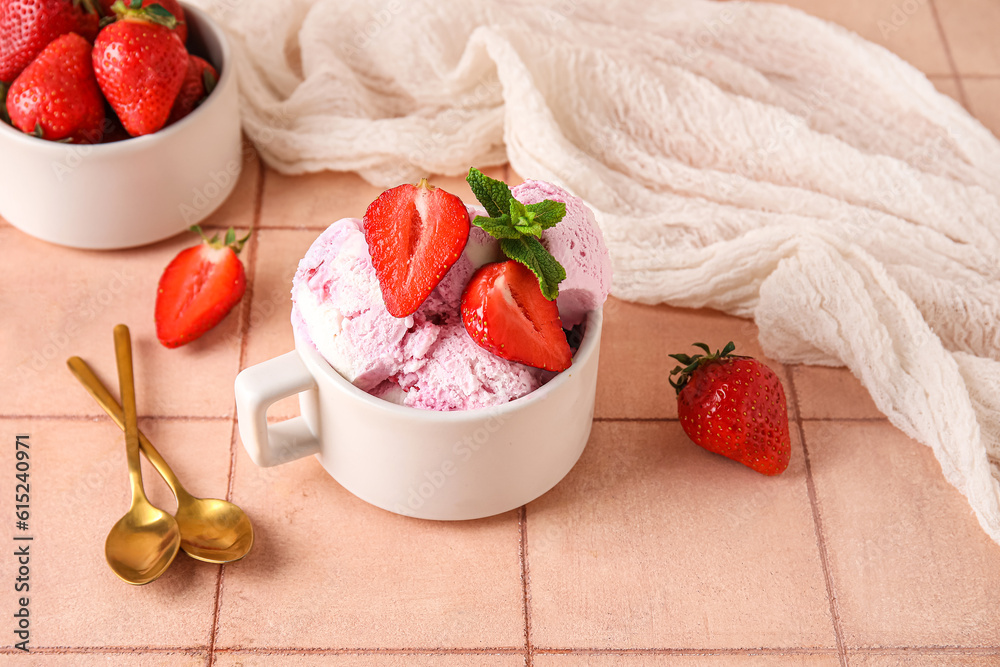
[235,309,603,521]
[0,3,242,249]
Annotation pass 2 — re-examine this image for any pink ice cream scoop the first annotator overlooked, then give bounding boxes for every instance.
[291,217,549,411]
[510,180,613,327]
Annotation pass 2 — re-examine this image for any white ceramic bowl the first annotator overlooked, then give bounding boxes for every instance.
[235,309,604,521]
[0,3,242,249]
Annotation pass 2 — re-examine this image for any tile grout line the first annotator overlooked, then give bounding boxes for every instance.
[928,0,970,109]
[207,149,266,667]
[786,371,848,667]
[7,645,1000,656]
[518,505,535,667]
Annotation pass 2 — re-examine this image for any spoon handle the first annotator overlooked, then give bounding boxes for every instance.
[66,356,187,501]
[113,325,148,507]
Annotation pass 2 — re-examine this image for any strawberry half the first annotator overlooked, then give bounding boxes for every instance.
[362,179,470,318]
[669,342,790,476]
[461,260,573,372]
[155,226,251,348]
[7,32,105,142]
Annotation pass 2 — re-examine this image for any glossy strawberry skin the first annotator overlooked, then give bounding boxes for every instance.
[92,17,187,136]
[7,32,105,142]
[676,356,790,476]
[155,242,246,348]
[362,180,470,318]
[98,0,186,42]
[461,260,573,372]
[166,54,216,125]
[0,0,99,83]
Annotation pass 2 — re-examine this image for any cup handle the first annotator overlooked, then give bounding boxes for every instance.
[235,350,321,467]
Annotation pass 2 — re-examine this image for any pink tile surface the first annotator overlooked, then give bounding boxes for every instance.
[848,655,1000,667]
[596,300,794,421]
[1,0,999,661]
[0,653,208,666]
[935,0,1000,75]
[804,421,1000,647]
[214,447,524,649]
[238,229,316,420]
[755,0,952,76]
[0,418,229,648]
[964,79,1000,138]
[213,654,524,666]
[0,226,247,419]
[525,421,834,649]
[791,366,884,421]
[533,656,839,667]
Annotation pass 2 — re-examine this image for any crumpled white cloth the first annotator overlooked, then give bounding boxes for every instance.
[191,0,1000,542]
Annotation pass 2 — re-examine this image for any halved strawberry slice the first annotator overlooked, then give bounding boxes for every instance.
[362,179,470,318]
[155,226,250,348]
[461,260,573,371]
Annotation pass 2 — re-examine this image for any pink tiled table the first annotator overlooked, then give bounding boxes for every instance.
[2,1,1000,665]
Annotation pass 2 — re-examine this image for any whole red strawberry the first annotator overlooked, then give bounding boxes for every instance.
[0,0,99,83]
[92,0,186,136]
[155,226,251,348]
[7,32,104,142]
[362,178,470,318]
[461,260,573,372]
[97,0,185,42]
[670,342,790,475]
[166,54,216,125]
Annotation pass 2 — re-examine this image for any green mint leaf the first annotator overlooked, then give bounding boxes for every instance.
[509,198,542,238]
[466,167,512,218]
[499,236,566,301]
[524,200,566,229]
[472,215,521,239]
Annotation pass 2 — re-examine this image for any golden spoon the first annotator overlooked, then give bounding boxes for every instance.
[103,324,181,585]
[67,357,254,564]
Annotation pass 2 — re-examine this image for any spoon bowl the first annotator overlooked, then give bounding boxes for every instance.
[68,354,254,564]
[174,495,254,563]
[105,503,182,585]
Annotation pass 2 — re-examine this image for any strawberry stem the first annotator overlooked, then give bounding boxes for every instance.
[668,341,737,394]
[110,0,177,28]
[190,225,252,254]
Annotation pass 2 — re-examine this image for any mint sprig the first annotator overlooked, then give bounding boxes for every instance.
[466,167,568,300]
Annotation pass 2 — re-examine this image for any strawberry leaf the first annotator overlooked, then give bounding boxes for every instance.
[0,83,10,126]
[202,68,217,96]
[466,167,512,218]
[499,236,566,301]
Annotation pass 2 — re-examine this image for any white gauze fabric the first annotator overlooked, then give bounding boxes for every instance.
[190,0,1000,541]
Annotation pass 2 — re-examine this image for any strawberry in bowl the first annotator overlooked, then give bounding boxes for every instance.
[0,1,242,249]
